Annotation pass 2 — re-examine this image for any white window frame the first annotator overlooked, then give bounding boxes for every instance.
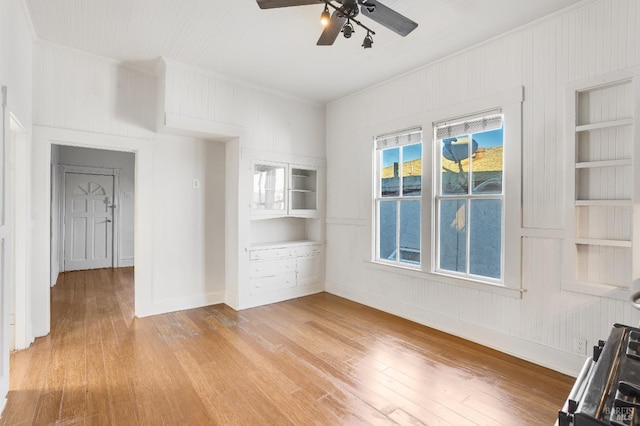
[367,87,524,298]
[428,87,523,293]
[433,111,505,284]
[374,128,423,267]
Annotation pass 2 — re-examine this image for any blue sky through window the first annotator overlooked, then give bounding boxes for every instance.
[403,144,422,162]
[472,127,503,148]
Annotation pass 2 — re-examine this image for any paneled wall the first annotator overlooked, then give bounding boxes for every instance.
[29,43,326,336]
[0,0,33,129]
[160,59,326,159]
[33,43,156,139]
[325,0,640,375]
[158,59,327,309]
[0,0,33,409]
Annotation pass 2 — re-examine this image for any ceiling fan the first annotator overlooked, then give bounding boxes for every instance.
[256,0,418,49]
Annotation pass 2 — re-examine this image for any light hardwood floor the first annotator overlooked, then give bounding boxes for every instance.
[1,267,573,425]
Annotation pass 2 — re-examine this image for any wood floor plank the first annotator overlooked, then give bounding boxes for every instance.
[1,268,574,425]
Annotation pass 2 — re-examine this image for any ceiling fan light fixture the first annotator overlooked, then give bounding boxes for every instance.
[362,32,373,49]
[342,21,354,38]
[320,3,330,27]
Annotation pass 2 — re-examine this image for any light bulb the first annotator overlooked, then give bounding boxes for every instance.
[320,5,330,27]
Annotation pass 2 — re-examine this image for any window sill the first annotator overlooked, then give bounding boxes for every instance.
[364,260,525,299]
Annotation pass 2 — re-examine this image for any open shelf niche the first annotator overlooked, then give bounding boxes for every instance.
[564,73,639,297]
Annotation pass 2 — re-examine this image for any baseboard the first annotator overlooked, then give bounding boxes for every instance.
[50,268,59,288]
[136,291,225,318]
[118,258,134,267]
[236,287,325,311]
[325,280,585,377]
[225,292,239,311]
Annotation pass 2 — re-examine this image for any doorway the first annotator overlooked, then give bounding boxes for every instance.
[51,146,135,275]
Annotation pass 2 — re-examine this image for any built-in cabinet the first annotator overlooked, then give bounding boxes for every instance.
[252,161,287,214]
[249,242,322,295]
[245,154,325,307]
[565,72,640,297]
[252,161,319,218]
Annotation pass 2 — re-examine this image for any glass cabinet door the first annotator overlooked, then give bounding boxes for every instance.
[252,162,287,212]
[290,167,318,213]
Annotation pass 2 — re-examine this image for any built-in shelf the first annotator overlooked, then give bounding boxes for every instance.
[249,239,322,250]
[565,74,636,297]
[575,117,633,132]
[251,162,319,217]
[575,159,632,168]
[575,199,632,207]
[290,167,318,213]
[575,238,632,248]
[244,150,326,309]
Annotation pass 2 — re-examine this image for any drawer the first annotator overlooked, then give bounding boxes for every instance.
[249,248,290,261]
[249,259,295,278]
[289,246,322,258]
[250,272,296,295]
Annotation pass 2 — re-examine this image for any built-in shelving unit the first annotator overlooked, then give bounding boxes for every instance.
[246,156,325,308]
[565,73,639,297]
[251,162,319,219]
[290,167,318,214]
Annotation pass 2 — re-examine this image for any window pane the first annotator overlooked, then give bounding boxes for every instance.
[469,199,502,279]
[441,136,473,195]
[472,127,503,194]
[381,148,400,197]
[379,200,398,261]
[402,144,422,196]
[439,199,467,273]
[399,200,420,264]
[253,164,286,210]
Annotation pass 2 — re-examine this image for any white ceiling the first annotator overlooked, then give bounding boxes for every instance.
[25,0,586,104]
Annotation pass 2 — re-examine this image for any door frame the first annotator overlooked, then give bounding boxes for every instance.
[58,165,121,272]
[8,113,30,352]
[0,86,10,414]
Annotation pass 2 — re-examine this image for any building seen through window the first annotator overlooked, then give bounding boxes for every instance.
[376,129,422,266]
[436,115,504,280]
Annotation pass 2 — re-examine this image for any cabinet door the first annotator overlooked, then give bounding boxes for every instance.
[289,166,318,217]
[296,256,319,287]
[252,161,287,215]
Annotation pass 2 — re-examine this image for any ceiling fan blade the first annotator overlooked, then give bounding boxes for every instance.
[256,0,320,9]
[360,0,418,36]
[317,10,347,46]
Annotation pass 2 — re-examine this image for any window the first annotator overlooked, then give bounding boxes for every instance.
[369,88,522,295]
[375,129,422,266]
[434,112,504,282]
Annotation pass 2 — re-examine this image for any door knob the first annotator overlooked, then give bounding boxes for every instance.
[106,219,112,223]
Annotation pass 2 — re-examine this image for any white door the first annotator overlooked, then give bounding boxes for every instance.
[0,87,11,408]
[64,173,114,271]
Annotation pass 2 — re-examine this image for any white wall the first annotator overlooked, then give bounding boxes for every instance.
[0,0,33,410]
[56,145,136,269]
[325,0,640,376]
[157,59,327,309]
[150,134,226,304]
[0,0,33,129]
[30,43,325,336]
[30,42,229,330]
